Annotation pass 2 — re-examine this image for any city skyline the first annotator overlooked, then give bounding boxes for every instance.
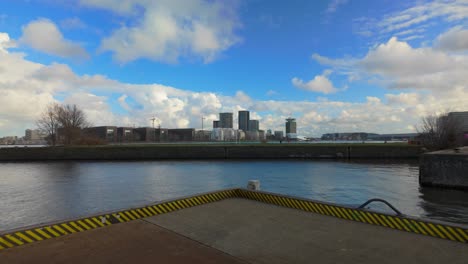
[0,1,467,137]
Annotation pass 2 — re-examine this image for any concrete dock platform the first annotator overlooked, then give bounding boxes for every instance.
[2,198,467,264]
[1,219,246,263]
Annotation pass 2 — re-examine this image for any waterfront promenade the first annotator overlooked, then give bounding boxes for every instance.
[2,190,467,263]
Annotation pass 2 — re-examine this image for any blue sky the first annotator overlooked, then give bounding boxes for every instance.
[0,0,467,137]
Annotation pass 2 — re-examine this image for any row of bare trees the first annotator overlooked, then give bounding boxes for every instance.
[418,112,464,150]
[36,103,91,146]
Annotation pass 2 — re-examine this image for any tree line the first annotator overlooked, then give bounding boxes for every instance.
[36,103,465,150]
[36,103,92,146]
[418,112,466,150]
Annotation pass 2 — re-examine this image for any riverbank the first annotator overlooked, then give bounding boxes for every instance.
[0,143,423,161]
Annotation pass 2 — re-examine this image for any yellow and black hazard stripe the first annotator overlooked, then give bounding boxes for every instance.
[0,189,237,251]
[1,188,467,251]
[235,189,468,243]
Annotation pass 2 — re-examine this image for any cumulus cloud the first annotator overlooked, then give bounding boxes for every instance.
[1,32,468,137]
[0,33,15,53]
[360,37,453,77]
[435,26,468,51]
[19,18,89,59]
[385,93,420,106]
[292,70,339,94]
[314,36,468,92]
[80,0,241,63]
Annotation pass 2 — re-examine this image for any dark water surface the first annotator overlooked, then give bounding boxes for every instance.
[1,160,468,231]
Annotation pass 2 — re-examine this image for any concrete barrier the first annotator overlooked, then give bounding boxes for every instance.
[419,147,468,189]
[0,144,423,161]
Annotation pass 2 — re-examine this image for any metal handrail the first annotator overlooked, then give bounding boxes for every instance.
[358,198,403,216]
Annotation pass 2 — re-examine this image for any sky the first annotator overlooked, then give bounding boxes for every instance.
[0,0,467,137]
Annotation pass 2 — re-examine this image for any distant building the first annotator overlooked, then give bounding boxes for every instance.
[219,113,233,128]
[274,131,284,140]
[155,128,169,142]
[285,118,297,134]
[195,130,211,141]
[211,128,239,141]
[213,120,220,128]
[83,126,117,142]
[117,127,134,142]
[321,132,417,141]
[245,131,259,141]
[0,136,17,145]
[25,129,44,141]
[133,127,156,142]
[448,111,468,145]
[249,120,259,131]
[258,130,266,141]
[238,110,250,131]
[448,111,468,133]
[168,128,195,142]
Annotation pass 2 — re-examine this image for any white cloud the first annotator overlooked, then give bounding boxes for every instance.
[360,37,453,77]
[81,0,241,63]
[0,32,15,53]
[292,70,339,94]
[354,0,468,39]
[435,26,468,51]
[60,17,87,30]
[385,93,421,106]
[378,1,468,33]
[19,18,89,59]
[314,36,468,92]
[1,31,468,137]
[325,0,349,14]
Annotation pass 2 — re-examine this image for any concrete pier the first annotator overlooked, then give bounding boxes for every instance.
[420,146,468,189]
[2,198,467,264]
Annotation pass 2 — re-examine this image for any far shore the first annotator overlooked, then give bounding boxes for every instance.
[0,143,422,161]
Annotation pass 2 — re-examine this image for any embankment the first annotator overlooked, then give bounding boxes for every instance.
[0,144,423,161]
[419,147,468,189]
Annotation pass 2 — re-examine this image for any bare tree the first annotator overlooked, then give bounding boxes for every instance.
[57,104,91,145]
[36,103,61,146]
[36,103,91,146]
[418,112,461,150]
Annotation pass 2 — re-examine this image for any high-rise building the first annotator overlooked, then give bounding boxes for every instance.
[249,120,259,131]
[219,113,233,128]
[274,131,284,140]
[238,110,250,131]
[213,120,220,128]
[285,118,297,134]
[25,129,43,141]
[448,111,468,133]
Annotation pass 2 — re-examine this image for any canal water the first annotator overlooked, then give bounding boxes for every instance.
[1,160,468,231]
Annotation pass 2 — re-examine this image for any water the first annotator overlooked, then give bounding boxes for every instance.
[1,160,468,231]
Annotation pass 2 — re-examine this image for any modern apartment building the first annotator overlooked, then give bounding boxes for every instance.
[238,110,250,131]
[285,118,297,134]
[219,112,233,128]
[448,111,468,133]
[249,120,259,131]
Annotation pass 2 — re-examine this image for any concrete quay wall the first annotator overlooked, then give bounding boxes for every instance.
[419,147,468,189]
[0,144,422,161]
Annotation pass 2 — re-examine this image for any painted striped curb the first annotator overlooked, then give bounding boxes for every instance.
[1,188,467,251]
[235,189,468,244]
[0,189,237,251]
